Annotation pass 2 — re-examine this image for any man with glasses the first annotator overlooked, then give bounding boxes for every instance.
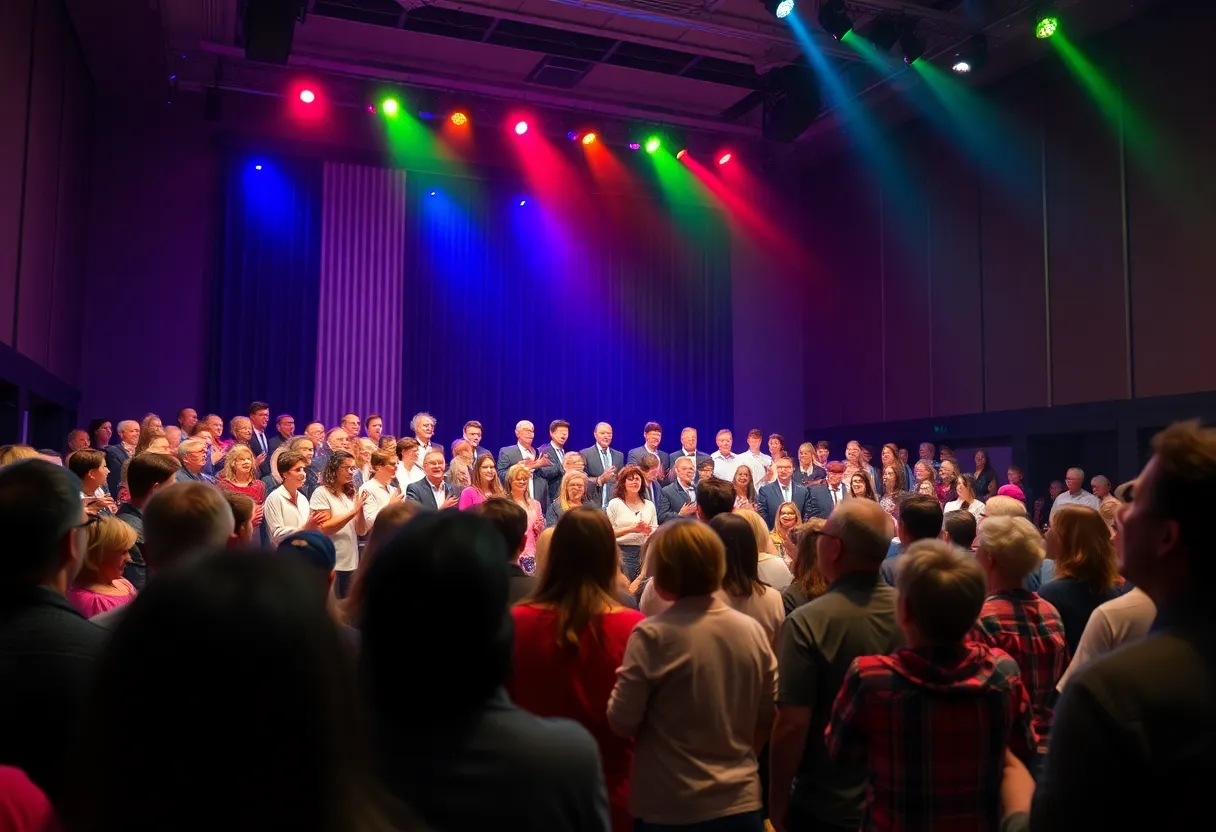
[175,439,216,484]
[769,499,904,832]
[1048,467,1100,521]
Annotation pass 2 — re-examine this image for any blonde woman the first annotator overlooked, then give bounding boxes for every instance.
[68,516,138,619]
[218,444,267,531]
[1039,506,1126,654]
[770,500,801,565]
[229,416,254,448]
[735,508,793,591]
[506,462,545,573]
[545,471,590,528]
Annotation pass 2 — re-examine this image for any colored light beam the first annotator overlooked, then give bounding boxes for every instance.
[379,104,469,179]
[582,140,668,234]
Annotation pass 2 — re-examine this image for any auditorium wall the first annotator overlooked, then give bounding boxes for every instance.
[797,0,1216,433]
[0,0,92,395]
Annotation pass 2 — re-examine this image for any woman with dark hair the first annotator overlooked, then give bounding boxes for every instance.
[731,465,760,512]
[945,473,987,521]
[310,451,368,599]
[88,419,112,450]
[937,458,960,506]
[606,464,657,582]
[781,519,829,615]
[1039,505,1126,654]
[880,443,913,499]
[767,434,787,462]
[879,464,907,525]
[709,513,783,651]
[972,448,998,501]
[848,471,879,503]
[510,507,645,832]
[342,501,421,628]
[62,552,407,832]
[459,453,506,510]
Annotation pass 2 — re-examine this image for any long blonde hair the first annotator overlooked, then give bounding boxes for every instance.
[558,471,588,511]
[220,444,257,485]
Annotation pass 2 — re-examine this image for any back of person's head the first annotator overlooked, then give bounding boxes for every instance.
[0,444,39,466]
[63,552,396,832]
[278,531,338,584]
[791,519,829,599]
[942,510,978,550]
[66,448,104,481]
[221,492,255,541]
[534,526,556,579]
[341,501,420,628]
[898,494,945,543]
[533,507,620,648]
[984,495,1027,519]
[827,499,891,571]
[1050,506,1118,591]
[1147,421,1216,581]
[474,498,527,558]
[127,452,181,501]
[648,519,725,599]
[695,476,733,521]
[360,512,510,728]
[143,483,235,572]
[709,512,764,597]
[734,508,774,555]
[896,539,986,645]
[0,459,83,585]
[977,516,1044,580]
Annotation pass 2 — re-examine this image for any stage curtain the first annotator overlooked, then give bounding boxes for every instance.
[208,155,323,423]
[399,172,734,451]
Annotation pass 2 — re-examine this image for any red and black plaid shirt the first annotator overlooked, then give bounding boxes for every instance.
[826,643,1034,832]
[970,589,1070,755]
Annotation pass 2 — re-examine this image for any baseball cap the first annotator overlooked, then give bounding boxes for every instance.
[277,530,336,574]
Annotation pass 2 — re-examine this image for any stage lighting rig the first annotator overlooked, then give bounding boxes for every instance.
[763,0,795,20]
[818,0,852,41]
[950,35,988,74]
[1035,8,1060,39]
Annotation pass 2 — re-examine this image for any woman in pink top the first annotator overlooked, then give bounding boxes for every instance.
[510,507,644,832]
[68,516,138,619]
[459,453,505,510]
[0,766,53,832]
[506,462,545,572]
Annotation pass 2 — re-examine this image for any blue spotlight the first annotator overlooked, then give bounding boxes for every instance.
[519,199,527,206]
[254,164,263,171]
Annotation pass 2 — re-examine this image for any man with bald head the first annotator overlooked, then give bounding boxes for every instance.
[580,422,624,508]
[496,420,551,510]
[770,498,904,832]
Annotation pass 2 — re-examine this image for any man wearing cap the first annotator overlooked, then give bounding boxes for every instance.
[277,531,359,649]
[807,461,849,520]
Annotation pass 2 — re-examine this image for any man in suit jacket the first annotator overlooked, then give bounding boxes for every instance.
[667,426,712,484]
[627,422,670,478]
[496,420,551,509]
[637,452,665,508]
[794,441,827,486]
[581,422,624,509]
[266,414,296,457]
[807,461,850,520]
[537,419,572,502]
[757,457,813,528]
[248,402,273,478]
[405,451,460,511]
[658,456,700,523]
[458,420,493,462]
[104,420,140,497]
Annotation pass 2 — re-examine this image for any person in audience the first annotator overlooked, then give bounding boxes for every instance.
[1090,474,1117,508]
[658,456,699,524]
[410,412,443,459]
[460,453,507,509]
[936,458,959,506]
[880,495,944,586]
[668,427,711,482]
[912,459,936,489]
[781,519,828,615]
[133,429,169,456]
[355,437,377,484]
[941,509,978,550]
[877,463,906,527]
[0,461,107,804]
[972,448,999,500]
[711,429,742,482]
[365,414,383,446]
[757,456,812,530]
[175,438,216,484]
[229,416,254,450]
[608,520,777,831]
[445,456,471,496]
[88,419,112,450]
[203,414,229,454]
[878,444,912,499]
[848,471,878,505]
[546,471,591,527]
[511,507,645,832]
[731,464,760,512]
[340,413,362,441]
[697,457,716,486]
[264,451,323,545]
[450,438,474,469]
[361,511,609,830]
[607,464,658,582]
[537,419,573,501]
[0,445,39,466]
[305,422,329,468]
[286,436,321,498]
[506,462,546,572]
[808,462,848,519]
[173,408,196,435]
[638,453,665,507]
[970,515,1067,766]
[711,513,785,650]
[627,421,669,478]
[769,499,903,832]
[581,423,623,508]
[1006,465,1033,511]
[944,472,987,520]
[475,498,536,604]
[116,452,180,589]
[267,414,295,455]
[359,449,403,530]
[394,437,424,490]
[770,501,801,564]
[557,450,601,506]
[534,526,556,581]
[247,402,272,477]
[66,429,90,455]
[63,553,407,832]
[736,508,794,592]
[1048,468,1100,520]
[826,541,1034,831]
[738,428,773,485]
[103,420,139,496]
[222,491,256,544]
[68,516,138,619]
[68,448,113,515]
[1038,506,1125,654]
[460,420,492,460]
[163,425,183,453]
[378,434,397,453]
[341,501,420,629]
[695,475,735,523]
[768,433,788,463]
[217,444,266,533]
[795,442,826,486]
[405,451,459,512]
[310,451,369,599]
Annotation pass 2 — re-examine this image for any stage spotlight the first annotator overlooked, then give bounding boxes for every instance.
[381,97,399,116]
[519,199,527,206]
[514,121,529,135]
[366,105,375,114]
[899,21,926,64]
[582,132,597,145]
[1035,11,1059,39]
[950,35,988,74]
[717,152,732,165]
[818,0,852,40]
[628,142,641,151]
[450,111,468,126]
[568,131,579,141]
[254,164,263,171]
[676,148,688,160]
[299,89,315,104]
[858,14,900,53]
[419,112,435,120]
[645,136,661,153]
[429,191,436,196]
[763,0,795,20]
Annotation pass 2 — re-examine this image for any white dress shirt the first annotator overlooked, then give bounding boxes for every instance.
[413,441,435,471]
[427,477,448,508]
[263,485,311,545]
[1049,489,1102,518]
[826,482,846,506]
[774,479,795,505]
[739,451,771,484]
[397,461,425,488]
[359,478,396,528]
[944,498,987,520]
[711,451,743,481]
[518,444,542,500]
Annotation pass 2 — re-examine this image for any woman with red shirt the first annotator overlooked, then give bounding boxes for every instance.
[509,506,644,832]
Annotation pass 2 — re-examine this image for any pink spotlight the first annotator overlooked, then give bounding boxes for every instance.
[717,152,732,165]
[299,89,316,104]
[514,121,529,135]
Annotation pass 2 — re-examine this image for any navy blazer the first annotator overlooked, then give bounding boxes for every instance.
[757,481,813,529]
[794,464,827,486]
[495,445,550,507]
[665,450,713,483]
[536,443,569,501]
[627,446,670,472]
[807,483,849,520]
[405,478,458,511]
[103,444,130,498]
[658,480,697,524]
[581,445,625,506]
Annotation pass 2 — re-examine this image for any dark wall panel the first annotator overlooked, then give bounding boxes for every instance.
[1044,48,1130,405]
[0,0,35,347]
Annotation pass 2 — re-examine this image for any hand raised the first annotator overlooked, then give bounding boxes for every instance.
[442,496,460,509]
[678,501,698,516]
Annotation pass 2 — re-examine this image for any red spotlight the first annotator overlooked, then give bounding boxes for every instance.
[514,121,529,135]
[581,132,597,146]
[717,152,732,165]
[299,89,316,104]
[450,111,468,126]
[676,148,688,160]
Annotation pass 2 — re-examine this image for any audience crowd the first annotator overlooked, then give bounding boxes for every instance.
[0,406,1212,831]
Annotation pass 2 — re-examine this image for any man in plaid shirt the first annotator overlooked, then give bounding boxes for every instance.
[826,541,1034,832]
[970,516,1070,756]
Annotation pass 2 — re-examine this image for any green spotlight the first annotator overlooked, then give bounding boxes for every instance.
[1036,14,1059,39]
[381,98,400,116]
[645,136,661,153]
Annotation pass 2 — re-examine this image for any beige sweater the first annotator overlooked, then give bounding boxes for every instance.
[607,595,778,824]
